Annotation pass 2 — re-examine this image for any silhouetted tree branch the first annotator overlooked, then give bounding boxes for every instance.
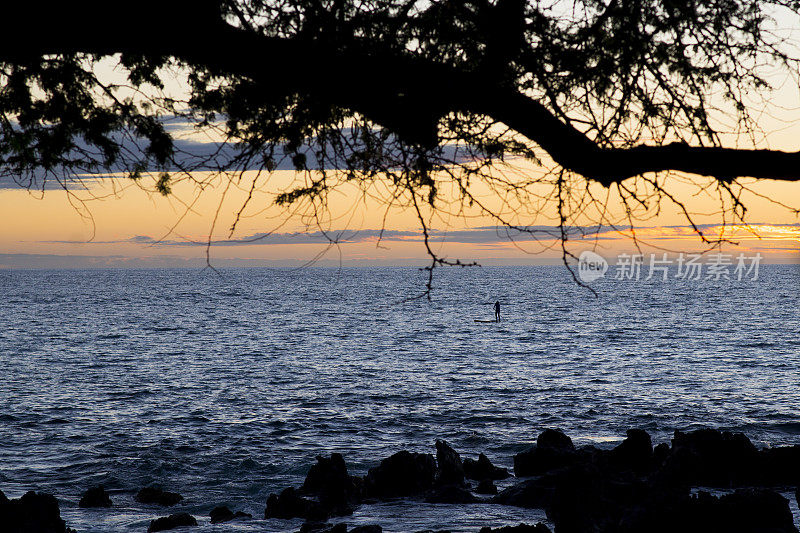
[2,1,799,295]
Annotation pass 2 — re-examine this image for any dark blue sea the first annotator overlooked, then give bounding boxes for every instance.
[1,266,799,531]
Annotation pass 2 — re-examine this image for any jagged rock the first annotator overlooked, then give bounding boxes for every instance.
[135,487,183,506]
[507,457,793,533]
[796,487,799,507]
[78,485,112,508]
[424,485,478,504]
[653,442,670,466]
[623,489,796,533]
[663,429,759,486]
[514,429,578,477]
[301,453,361,507]
[463,453,510,480]
[435,440,465,486]
[476,479,498,495]
[492,477,554,508]
[760,445,800,485]
[479,525,551,533]
[147,512,197,532]
[687,489,795,533]
[265,487,328,521]
[209,505,251,523]
[0,491,72,533]
[538,429,574,451]
[350,526,382,533]
[363,451,436,499]
[610,429,653,472]
[267,454,360,521]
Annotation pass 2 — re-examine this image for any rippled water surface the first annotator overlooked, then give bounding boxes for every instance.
[1,266,799,531]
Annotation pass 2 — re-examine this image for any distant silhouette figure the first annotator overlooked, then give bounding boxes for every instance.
[494,301,500,322]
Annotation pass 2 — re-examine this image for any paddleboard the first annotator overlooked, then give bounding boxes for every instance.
[474,319,498,323]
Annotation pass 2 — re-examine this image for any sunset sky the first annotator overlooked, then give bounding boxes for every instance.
[2,158,798,268]
[2,49,800,269]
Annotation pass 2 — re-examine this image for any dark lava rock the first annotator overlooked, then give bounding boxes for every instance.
[363,450,436,499]
[135,487,184,506]
[0,491,72,533]
[796,487,799,507]
[610,429,653,473]
[514,429,578,477]
[690,489,796,533]
[265,487,328,521]
[476,479,498,495]
[760,445,800,485]
[298,523,347,533]
[350,526,382,533]
[538,429,574,452]
[147,512,197,532]
[463,453,510,480]
[301,453,361,508]
[209,505,251,523]
[267,454,361,521]
[435,440,465,486]
[492,477,554,509]
[479,525,551,533]
[664,428,759,486]
[424,485,478,504]
[653,442,670,465]
[624,489,797,533]
[78,485,112,508]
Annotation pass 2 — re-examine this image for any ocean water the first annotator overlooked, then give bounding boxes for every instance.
[1,265,799,532]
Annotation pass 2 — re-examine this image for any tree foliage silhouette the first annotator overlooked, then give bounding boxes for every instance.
[1,0,799,293]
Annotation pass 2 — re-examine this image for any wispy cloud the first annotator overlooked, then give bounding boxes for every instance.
[44,225,615,247]
[39,223,800,248]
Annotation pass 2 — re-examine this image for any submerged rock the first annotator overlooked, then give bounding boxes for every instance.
[147,512,197,532]
[135,487,183,507]
[78,485,112,508]
[435,440,465,486]
[0,491,73,533]
[463,453,509,481]
[209,505,251,523]
[364,451,436,499]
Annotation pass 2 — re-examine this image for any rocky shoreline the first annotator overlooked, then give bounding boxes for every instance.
[2,428,800,532]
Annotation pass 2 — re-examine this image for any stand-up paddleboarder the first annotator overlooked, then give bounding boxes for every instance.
[494,301,500,322]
